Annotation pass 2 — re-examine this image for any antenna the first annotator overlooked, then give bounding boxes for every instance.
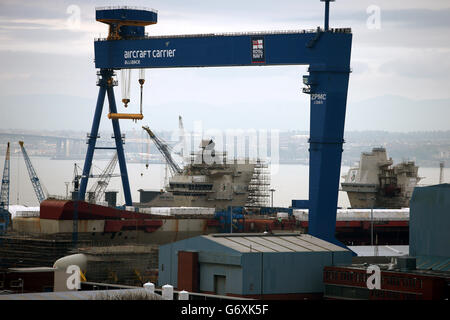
[321,0,335,31]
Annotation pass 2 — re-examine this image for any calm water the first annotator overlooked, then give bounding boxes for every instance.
[6,156,448,208]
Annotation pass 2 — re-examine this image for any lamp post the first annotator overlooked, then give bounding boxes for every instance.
[269,188,275,208]
[358,196,376,246]
[370,201,374,246]
[230,206,233,234]
[18,278,23,294]
[64,182,70,199]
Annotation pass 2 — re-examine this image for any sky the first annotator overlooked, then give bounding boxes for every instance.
[0,0,449,133]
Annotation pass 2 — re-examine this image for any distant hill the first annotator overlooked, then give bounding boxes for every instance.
[0,94,96,132]
[346,95,450,132]
[1,93,449,132]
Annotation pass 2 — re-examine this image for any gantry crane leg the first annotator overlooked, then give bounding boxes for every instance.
[307,67,350,244]
[78,69,132,205]
[106,79,132,205]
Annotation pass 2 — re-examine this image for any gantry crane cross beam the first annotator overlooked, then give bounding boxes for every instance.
[80,1,352,245]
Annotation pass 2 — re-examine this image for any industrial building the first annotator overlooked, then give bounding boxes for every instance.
[323,261,448,300]
[409,184,450,269]
[323,184,450,300]
[0,267,54,294]
[158,233,352,299]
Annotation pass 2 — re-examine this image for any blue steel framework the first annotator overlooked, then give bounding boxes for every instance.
[0,142,10,232]
[0,143,10,210]
[81,1,352,244]
[78,69,132,205]
[19,141,47,203]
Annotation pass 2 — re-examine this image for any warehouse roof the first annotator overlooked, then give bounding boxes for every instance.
[348,245,409,257]
[203,233,348,253]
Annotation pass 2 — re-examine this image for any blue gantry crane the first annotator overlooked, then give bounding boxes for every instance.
[18,141,47,203]
[0,142,11,232]
[80,0,352,245]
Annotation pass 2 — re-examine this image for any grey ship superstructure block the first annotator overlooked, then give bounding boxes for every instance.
[341,148,420,209]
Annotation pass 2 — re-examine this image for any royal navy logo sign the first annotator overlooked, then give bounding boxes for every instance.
[251,37,265,63]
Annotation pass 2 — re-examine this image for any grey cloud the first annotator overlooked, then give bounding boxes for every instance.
[0,25,86,43]
[345,95,450,132]
[282,8,450,29]
[379,52,450,79]
[350,61,370,75]
[0,50,95,97]
[379,8,450,29]
[0,1,72,20]
[0,0,449,134]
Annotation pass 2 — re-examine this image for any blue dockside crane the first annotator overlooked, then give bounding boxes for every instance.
[80,0,351,245]
[19,141,47,204]
[0,142,11,232]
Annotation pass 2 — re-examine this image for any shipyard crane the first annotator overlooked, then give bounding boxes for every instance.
[72,154,120,201]
[142,126,182,175]
[88,153,119,203]
[80,1,353,245]
[0,142,10,210]
[177,115,188,164]
[72,163,81,194]
[18,141,47,203]
[0,142,11,232]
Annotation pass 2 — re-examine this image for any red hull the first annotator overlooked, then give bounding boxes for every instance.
[40,200,164,233]
[40,200,155,221]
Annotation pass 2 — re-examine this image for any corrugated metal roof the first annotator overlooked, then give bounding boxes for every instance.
[0,290,94,300]
[204,233,348,253]
[296,234,348,252]
[8,267,56,273]
[217,236,274,253]
[205,236,269,253]
[348,245,409,257]
[0,288,161,300]
[244,236,295,252]
[416,256,450,272]
[270,236,313,252]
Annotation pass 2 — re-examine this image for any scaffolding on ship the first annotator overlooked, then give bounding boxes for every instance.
[246,160,271,207]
